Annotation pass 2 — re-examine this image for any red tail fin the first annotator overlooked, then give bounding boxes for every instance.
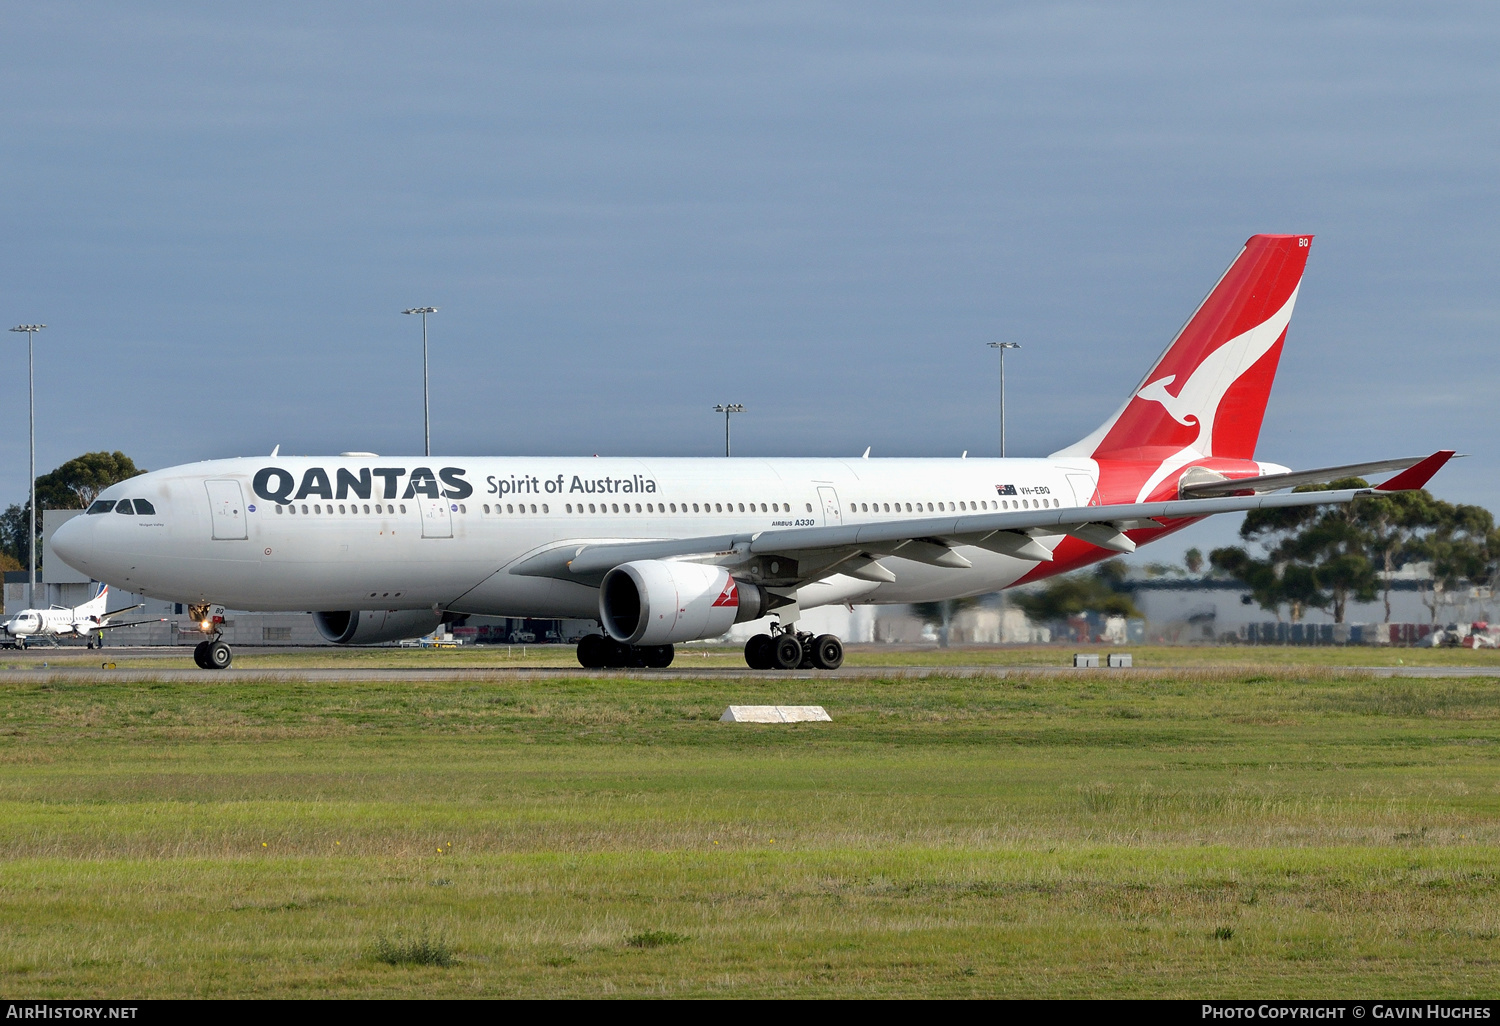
[1056,234,1312,462]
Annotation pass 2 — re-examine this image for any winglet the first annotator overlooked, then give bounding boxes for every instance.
[1374,450,1456,492]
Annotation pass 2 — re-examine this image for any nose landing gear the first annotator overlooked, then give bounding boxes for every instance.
[188,604,232,669]
[744,627,843,670]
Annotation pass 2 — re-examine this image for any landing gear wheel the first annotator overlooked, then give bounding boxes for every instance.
[577,634,608,668]
[812,634,844,670]
[206,640,233,669]
[641,644,675,668]
[193,641,210,669]
[605,638,633,668]
[744,634,774,670]
[772,633,804,670]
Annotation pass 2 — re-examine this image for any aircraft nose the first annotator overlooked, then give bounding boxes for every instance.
[49,514,95,574]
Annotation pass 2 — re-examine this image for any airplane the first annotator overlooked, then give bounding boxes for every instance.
[48,234,1455,671]
[1,582,165,649]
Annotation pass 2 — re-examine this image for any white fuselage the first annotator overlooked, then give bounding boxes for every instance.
[3,606,99,639]
[51,454,1112,617]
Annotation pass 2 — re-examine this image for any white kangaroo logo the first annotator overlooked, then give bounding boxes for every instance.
[1133,285,1301,450]
[1127,285,1300,503]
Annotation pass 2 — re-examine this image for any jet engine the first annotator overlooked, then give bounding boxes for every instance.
[314,609,445,645]
[599,560,765,646]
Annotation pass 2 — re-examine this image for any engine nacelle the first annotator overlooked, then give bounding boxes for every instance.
[600,560,764,645]
[314,609,444,645]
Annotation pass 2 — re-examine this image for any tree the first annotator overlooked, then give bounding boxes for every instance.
[1211,480,1499,625]
[1210,478,1378,623]
[1351,489,1446,622]
[35,451,144,510]
[1406,502,1498,624]
[1011,559,1141,624]
[1184,547,1203,575]
[0,452,146,572]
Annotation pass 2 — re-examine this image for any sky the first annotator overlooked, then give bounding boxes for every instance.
[2,2,1497,565]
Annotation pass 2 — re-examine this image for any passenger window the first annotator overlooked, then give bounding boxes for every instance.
[460,504,467,513]
[399,504,407,513]
[588,504,596,513]
[134,499,156,515]
[338,504,345,514]
[301,505,308,514]
[276,505,284,515]
[115,500,135,515]
[541,504,548,513]
[805,503,813,513]
[87,500,116,515]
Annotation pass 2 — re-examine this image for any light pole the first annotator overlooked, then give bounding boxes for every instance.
[713,404,744,457]
[402,307,438,456]
[987,341,1021,457]
[9,324,45,607]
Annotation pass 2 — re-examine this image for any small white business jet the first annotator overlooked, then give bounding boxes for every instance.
[50,235,1454,670]
[1,582,164,649]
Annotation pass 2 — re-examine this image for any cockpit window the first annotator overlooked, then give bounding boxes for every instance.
[133,499,156,515]
[114,500,135,515]
[87,500,116,514]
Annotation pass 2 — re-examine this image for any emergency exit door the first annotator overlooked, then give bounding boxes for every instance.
[817,486,842,526]
[205,480,248,540]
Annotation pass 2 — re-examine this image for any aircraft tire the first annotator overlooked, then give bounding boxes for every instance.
[192,641,210,669]
[604,638,633,668]
[772,633,803,670]
[642,644,675,668]
[812,634,844,670]
[744,634,773,669]
[206,641,233,669]
[576,634,608,668]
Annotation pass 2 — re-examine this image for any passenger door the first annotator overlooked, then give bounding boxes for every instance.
[817,486,842,527]
[205,480,248,540]
[420,498,454,539]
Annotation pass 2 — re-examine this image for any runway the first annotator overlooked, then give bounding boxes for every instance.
[0,646,1496,682]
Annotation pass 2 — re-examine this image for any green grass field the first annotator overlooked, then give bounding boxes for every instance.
[2,666,1499,997]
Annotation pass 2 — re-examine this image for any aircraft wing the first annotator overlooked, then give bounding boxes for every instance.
[92,617,168,631]
[1179,451,1457,497]
[512,450,1455,588]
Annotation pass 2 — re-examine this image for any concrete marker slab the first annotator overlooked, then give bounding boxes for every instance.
[721,705,832,723]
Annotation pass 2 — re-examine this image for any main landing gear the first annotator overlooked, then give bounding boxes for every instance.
[576,634,675,669]
[743,628,843,671]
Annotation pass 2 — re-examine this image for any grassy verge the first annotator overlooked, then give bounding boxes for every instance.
[1,669,1497,996]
